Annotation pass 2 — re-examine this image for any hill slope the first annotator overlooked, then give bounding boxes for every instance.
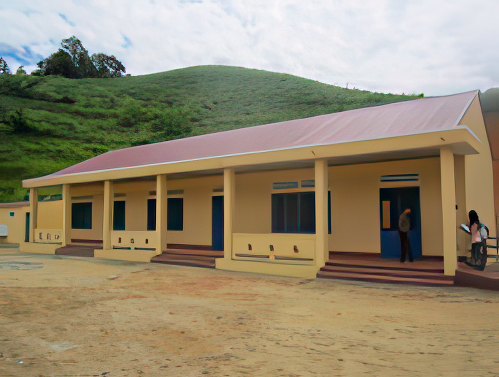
[0,65,421,202]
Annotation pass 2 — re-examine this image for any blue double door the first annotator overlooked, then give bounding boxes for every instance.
[212,196,224,251]
[380,187,422,259]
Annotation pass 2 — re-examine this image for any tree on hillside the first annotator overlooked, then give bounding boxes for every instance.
[61,36,97,78]
[0,57,10,74]
[16,66,26,75]
[37,49,77,78]
[36,36,125,79]
[91,53,126,78]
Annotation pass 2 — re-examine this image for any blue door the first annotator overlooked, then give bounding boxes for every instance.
[25,212,30,242]
[380,187,422,259]
[212,196,224,251]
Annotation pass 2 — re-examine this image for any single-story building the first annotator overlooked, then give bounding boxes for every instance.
[2,88,499,279]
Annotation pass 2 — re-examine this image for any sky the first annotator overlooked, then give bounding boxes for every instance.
[1,0,498,96]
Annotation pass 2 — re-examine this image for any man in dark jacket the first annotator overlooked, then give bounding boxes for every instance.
[399,208,414,262]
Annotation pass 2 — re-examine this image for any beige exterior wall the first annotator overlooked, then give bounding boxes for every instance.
[70,183,104,241]
[2,156,447,260]
[460,97,496,236]
[329,158,443,256]
[166,175,223,246]
[0,206,29,244]
[231,158,443,256]
[37,200,63,230]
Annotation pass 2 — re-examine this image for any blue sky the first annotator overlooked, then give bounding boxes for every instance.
[1,0,498,96]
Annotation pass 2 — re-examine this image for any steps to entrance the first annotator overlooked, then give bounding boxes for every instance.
[55,244,96,257]
[317,255,454,286]
[151,248,223,269]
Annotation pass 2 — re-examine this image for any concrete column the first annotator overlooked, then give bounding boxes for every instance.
[223,168,235,260]
[454,155,467,258]
[156,175,168,253]
[440,147,457,275]
[62,184,71,246]
[102,180,113,250]
[29,188,38,243]
[315,159,329,267]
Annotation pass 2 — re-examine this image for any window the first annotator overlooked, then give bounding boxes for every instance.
[72,202,92,229]
[168,198,183,231]
[113,201,125,231]
[272,192,331,234]
[148,198,183,231]
[147,199,156,231]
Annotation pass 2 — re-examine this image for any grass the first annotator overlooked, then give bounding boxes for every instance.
[0,65,422,202]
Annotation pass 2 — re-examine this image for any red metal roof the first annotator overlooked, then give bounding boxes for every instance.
[45,91,478,177]
[0,201,29,208]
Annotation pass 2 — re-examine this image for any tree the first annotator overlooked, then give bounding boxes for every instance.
[16,66,26,75]
[0,57,10,75]
[38,49,77,78]
[91,53,126,78]
[36,36,126,79]
[60,36,97,78]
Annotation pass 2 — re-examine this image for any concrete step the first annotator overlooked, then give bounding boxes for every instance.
[152,253,217,263]
[325,260,444,274]
[320,264,453,281]
[150,257,216,269]
[162,249,224,258]
[55,245,94,257]
[317,269,454,286]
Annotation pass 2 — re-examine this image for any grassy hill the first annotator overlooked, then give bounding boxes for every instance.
[0,65,421,202]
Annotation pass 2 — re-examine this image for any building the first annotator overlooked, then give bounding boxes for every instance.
[1,89,499,279]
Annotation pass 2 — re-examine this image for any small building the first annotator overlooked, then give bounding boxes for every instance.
[2,89,499,279]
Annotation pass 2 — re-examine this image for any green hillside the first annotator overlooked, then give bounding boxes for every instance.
[0,65,421,202]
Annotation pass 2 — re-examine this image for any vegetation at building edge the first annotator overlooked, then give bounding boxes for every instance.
[0,64,422,202]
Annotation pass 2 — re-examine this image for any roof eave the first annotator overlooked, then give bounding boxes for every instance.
[22,126,481,188]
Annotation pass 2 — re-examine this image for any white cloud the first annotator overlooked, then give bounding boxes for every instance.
[0,0,498,95]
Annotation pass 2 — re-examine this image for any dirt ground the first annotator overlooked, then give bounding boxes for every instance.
[0,252,498,377]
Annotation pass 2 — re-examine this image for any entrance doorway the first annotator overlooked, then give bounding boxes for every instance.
[212,196,224,251]
[380,187,422,259]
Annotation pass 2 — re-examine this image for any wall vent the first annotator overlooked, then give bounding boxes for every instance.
[380,174,419,182]
[167,189,184,195]
[273,182,298,190]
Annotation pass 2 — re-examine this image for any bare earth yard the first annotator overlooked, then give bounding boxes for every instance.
[0,252,498,377]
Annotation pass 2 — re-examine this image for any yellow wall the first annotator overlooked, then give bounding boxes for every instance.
[231,159,443,256]
[37,200,63,229]
[234,168,315,233]
[112,176,223,247]
[167,175,223,246]
[459,97,496,237]
[329,158,443,255]
[70,183,104,241]
[0,205,29,244]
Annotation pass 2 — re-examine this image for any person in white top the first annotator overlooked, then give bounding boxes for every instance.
[468,210,487,270]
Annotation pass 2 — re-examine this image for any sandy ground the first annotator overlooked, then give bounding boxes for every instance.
[0,252,498,377]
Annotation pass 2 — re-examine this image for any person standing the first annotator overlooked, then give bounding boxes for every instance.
[398,208,414,262]
[468,210,487,270]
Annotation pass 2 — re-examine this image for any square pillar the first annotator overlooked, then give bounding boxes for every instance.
[156,175,168,253]
[28,188,38,243]
[440,147,457,275]
[62,184,71,246]
[102,180,113,250]
[315,159,329,267]
[223,168,235,260]
[454,155,467,258]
